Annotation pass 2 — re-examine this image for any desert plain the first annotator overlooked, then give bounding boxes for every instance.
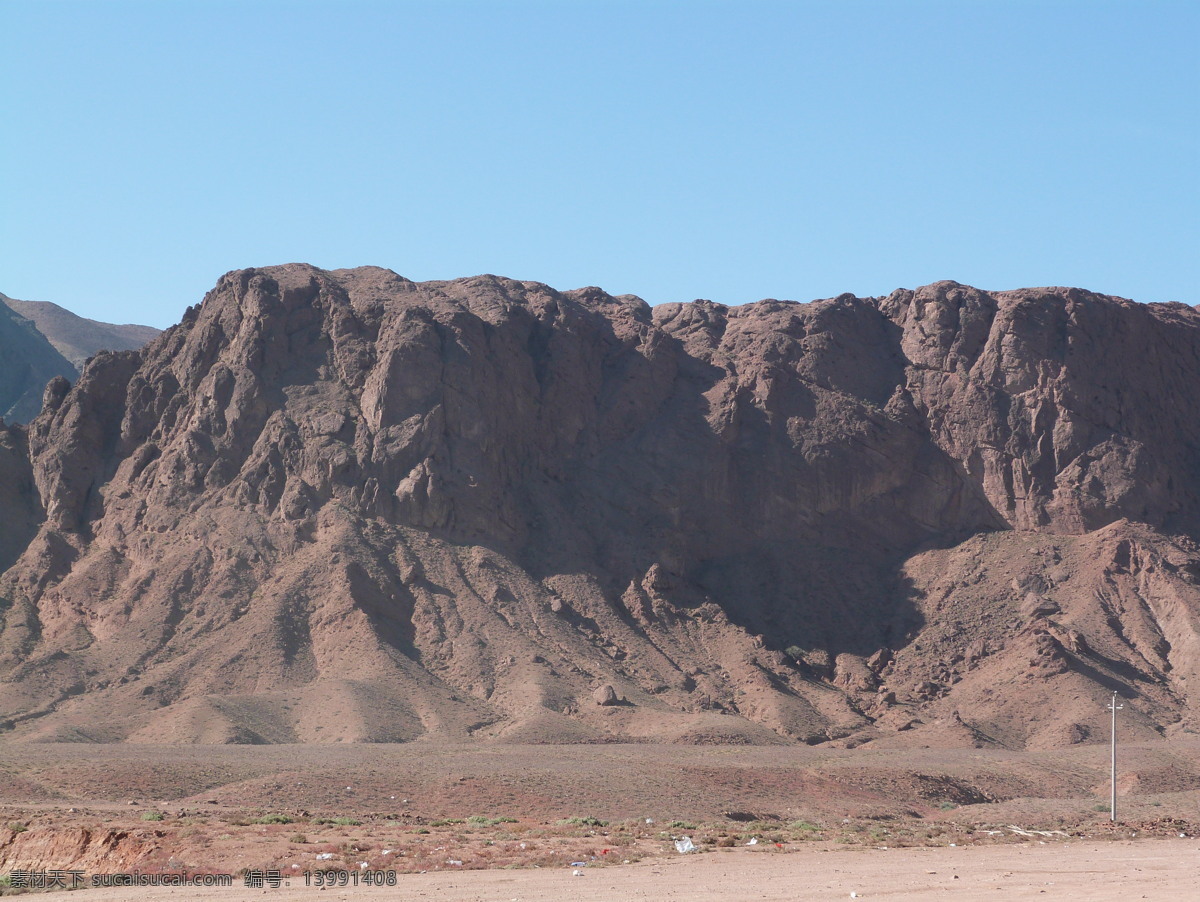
[2,738,1199,899]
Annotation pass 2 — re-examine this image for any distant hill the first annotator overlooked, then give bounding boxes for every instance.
[0,292,161,371]
[0,302,76,423]
[0,292,160,424]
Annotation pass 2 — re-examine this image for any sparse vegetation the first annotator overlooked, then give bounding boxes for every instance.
[466,815,518,826]
[254,813,294,824]
[289,833,308,843]
[6,823,27,834]
[315,816,362,826]
[557,816,607,827]
[141,811,165,821]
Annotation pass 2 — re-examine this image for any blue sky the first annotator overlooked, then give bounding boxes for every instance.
[2,0,1196,328]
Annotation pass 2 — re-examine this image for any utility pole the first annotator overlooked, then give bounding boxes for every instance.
[1107,692,1123,822]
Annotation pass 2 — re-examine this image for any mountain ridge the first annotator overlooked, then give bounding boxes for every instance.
[0,302,77,424]
[0,292,162,371]
[1,264,1197,748]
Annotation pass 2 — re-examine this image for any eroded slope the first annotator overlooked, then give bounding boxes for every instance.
[1,266,1197,747]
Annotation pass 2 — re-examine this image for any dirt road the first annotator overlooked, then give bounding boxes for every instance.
[70,837,1197,901]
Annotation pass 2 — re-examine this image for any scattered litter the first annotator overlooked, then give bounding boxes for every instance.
[315,853,333,860]
[850,893,859,899]
[572,869,584,877]
[382,850,392,856]
[345,786,352,790]
[447,859,463,866]
[674,837,696,854]
[645,818,654,824]
[1180,833,1188,838]
[571,861,587,867]
[949,843,956,847]
[359,862,369,870]
[1006,826,1069,838]
[519,842,527,849]
[623,859,630,864]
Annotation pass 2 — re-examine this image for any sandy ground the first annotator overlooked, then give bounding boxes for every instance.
[66,838,1199,901]
[3,741,1198,898]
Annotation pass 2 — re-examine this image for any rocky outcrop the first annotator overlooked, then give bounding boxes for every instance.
[0,825,155,873]
[879,282,1200,535]
[0,265,1198,748]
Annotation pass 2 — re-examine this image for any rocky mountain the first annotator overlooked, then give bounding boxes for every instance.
[1,292,161,372]
[0,264,1197,748]
[0,302,76,424]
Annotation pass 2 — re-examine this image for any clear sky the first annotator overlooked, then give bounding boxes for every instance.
[2,0,1196,329]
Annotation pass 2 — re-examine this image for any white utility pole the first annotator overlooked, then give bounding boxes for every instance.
[1107,692,1123,822]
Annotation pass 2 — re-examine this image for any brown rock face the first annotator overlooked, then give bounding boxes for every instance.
[880,283,1200,535]
[1,265,1198,748]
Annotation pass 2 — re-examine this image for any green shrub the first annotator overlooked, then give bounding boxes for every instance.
[141,811,165,822]
[465,815,518,826]
[254,814,294,824]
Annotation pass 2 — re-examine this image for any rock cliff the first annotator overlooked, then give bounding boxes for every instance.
[1,265,1197,748]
